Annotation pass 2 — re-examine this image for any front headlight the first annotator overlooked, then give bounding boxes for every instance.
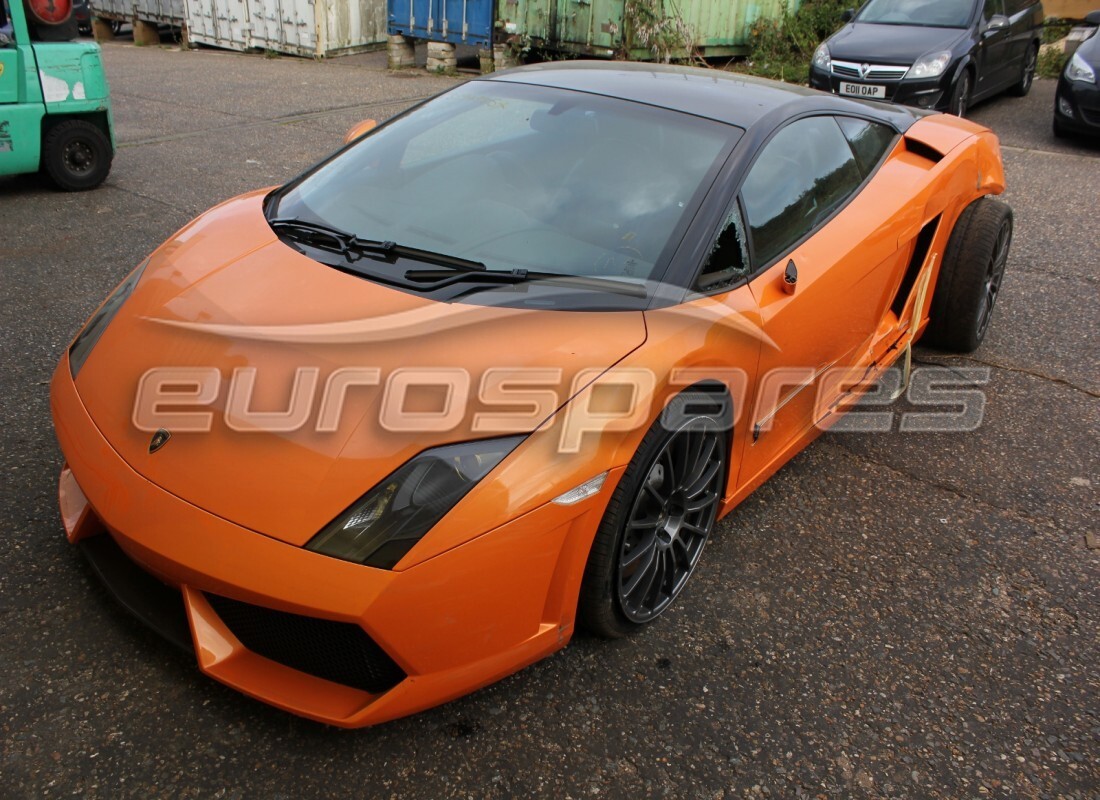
[307,436,526,569]
[69,260,148,378]
[906,51,952,80]
[1065,51,1097,84]
[812,43,831,72]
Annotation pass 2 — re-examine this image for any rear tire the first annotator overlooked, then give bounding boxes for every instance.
[1009,44,1038,97]
[42,120,113,192]
[578,392,728,638]
[923,198,1013,353]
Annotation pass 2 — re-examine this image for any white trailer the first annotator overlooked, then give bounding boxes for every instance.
[183,0,387,57]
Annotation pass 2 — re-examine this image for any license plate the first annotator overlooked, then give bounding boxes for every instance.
[839,82,886,99]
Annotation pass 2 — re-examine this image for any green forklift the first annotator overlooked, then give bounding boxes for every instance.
[0,0,114,190]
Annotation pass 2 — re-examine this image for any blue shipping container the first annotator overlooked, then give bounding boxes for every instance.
[389,0,494,46]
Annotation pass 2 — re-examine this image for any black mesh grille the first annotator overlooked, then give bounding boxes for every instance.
[205,593,406,694]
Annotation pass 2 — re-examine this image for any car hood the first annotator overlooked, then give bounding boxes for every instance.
[75,192,648,546]
[827,23,968,65]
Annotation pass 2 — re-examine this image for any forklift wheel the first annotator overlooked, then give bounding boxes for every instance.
[43,120,113,192]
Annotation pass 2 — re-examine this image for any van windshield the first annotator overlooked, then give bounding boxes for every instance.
[855,0,975,28]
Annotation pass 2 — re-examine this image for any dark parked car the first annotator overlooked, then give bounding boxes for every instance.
[1054,11,1100,138]
[810,0,1044,116]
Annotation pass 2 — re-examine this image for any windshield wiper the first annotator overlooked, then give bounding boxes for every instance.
[271,219,643,298]
[404,267,648,298]
[269,218,486,272]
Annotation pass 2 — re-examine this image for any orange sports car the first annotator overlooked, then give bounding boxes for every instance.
[51,62,1011,727]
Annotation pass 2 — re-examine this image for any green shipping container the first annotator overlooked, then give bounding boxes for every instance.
[495,0,803,59]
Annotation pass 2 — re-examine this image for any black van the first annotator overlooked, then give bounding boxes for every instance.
[809,0,1044,116]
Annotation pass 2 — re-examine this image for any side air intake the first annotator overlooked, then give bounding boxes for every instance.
[891,215,942,318]
[903,137,945,164]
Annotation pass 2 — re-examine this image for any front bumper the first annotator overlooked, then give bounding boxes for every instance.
[1055,76,1100,136]
[51,354,621,727]
[810,65,948,111]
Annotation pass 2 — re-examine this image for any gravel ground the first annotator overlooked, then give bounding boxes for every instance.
[0,44,1097,799]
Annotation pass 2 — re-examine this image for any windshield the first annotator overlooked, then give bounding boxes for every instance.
[273,81,738,285]
[855,0,975,28]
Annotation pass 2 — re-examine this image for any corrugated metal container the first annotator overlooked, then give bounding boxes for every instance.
[494,0,802,59]
[184,0,388,57]
[388,0,495,46]
[92,0,186,25]
[677,0,802,56]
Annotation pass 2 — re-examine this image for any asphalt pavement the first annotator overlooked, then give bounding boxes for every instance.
[1,44,1097,799]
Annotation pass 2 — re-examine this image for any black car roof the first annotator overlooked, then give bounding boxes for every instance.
[486,60,922,132]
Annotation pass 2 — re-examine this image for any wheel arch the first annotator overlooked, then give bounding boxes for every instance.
[670,379,735,428]
[951,55,976,88]
[41,111,114,153]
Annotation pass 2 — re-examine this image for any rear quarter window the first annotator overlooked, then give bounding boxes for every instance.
[836,117,898,178]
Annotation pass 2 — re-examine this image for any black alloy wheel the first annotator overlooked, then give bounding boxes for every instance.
[579,392,729,638]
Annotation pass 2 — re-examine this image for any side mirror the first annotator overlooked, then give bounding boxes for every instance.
[782,260,798,295]
[1085,10,1100,25]
[984,14,1009,34]
[344,119,378,144]
[841,8,854,23]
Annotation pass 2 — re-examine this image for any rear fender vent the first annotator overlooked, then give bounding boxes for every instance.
[903,136,945,164]
[891,214,941,318]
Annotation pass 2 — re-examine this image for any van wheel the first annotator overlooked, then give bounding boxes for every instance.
[950,71,971,117]
[923,198,1013,353]
[578,393,728,638]
[42,120,113,192]
[1009,44,1038,97]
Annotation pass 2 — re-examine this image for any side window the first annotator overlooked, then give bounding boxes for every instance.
[836,117,898,177]
[983,0,1004,20]
[740,116,864,269]
[697,200,750,291]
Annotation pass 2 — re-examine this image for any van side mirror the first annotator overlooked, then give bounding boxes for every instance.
[984,14,1009,34]
[1085,10,1100,25]
[344,119,378,144]
[841,8,854,23]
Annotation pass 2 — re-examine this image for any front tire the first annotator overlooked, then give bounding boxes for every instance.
[1009,44,1038,97]
[578,393,728,638]
[42,120,113,192]
[950,70,972,117]
[923,198,1013,353]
